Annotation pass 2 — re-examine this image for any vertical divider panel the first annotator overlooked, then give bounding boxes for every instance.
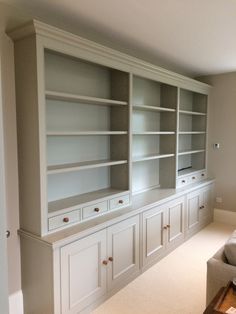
[176,87,180,186]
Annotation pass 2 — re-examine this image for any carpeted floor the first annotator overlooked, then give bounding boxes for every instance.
[92,222,235,314]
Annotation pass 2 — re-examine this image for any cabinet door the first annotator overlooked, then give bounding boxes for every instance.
[61,230,106,314]
[142,205,166,266]
[199,186,213,224]
[187,190,201,234]
[166,197,185,249]
[107,215,140,291]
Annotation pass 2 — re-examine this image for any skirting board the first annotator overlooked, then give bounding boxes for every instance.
[214,208,236,226]
[9,290,23,314]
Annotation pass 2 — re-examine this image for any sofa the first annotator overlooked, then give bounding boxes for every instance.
[206,231,236,305]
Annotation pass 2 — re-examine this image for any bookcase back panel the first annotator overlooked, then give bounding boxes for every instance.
[47,136,110,166]
[45,51,111,99]
[180,89,207,113]
[178,152,205,174]
[47,167,110,202]
[132,110,160,132]
[178,134,206,152]
[133,76,161,106]
[132,135,159,158]
[132,160,159,193]
[46,100,110,132]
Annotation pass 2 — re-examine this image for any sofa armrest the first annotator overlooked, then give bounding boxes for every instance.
[206,249,236,305]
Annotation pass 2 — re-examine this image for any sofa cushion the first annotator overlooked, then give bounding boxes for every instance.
[224,230,236,266]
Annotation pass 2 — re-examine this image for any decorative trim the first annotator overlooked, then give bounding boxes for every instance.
[214,208,236,226]
[8,20,210,93]
[9,290,23,314]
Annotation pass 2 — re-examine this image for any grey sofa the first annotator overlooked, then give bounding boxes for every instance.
[206,245,236,305]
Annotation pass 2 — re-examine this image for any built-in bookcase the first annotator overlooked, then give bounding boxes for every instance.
[132,76,177,193]
[177,89,207,178]
[11,21,210,235]
[45,50,130,213]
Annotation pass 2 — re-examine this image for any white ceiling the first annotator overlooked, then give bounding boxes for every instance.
[2,0,236,76]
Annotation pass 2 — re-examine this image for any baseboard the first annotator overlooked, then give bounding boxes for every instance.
[9,290,23,314]
[214,208,236,226]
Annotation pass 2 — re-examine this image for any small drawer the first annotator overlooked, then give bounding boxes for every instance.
[109,194,130,210]
[190,174,199,183]
[177,176,190,188]
[48,209,81,231]
[82,201,108,219]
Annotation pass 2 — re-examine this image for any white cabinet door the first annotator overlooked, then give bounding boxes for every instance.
[107,215,140,291]
[142,204,166,266]
[166,197,185,249]
[60,230,107,314]
[187,190,201,234]
[199,186,213,224]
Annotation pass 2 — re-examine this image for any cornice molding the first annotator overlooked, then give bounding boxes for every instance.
[8,19,211,93]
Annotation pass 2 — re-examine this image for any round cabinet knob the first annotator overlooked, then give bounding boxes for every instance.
[202,205,205,209]
[192,177,196,180]
[94,207,100,212]
[201,173,205,177]
[108,257,113,262]
[102,260,108,265]
[166,224,170,228]
[118,200,124,204]
[6,230,10,238]
[163,225,168,230]
[63,217,69,223]
[182,180,185,183]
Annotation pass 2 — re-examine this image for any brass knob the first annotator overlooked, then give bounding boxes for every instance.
[108,257,113,262]
[94,207,100,212]
[163,225,168,230]
[118,200,124,204]
[166,224,170,228]
[102,260,108,265]
[63,217,69,223]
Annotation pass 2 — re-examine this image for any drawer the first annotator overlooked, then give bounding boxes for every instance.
[190,173,199,183]
[82,201,108,219]
[199,171,206,180]
[177,176,190,188]
[48,209,81,231]
[109,194,130,210]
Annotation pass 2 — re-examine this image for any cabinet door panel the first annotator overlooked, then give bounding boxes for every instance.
[167,197,185,246]
[187,191,200,233]
[143,205,165,266]
[61,230,106,314]
[107,215,139,291]
[199,186,213,223]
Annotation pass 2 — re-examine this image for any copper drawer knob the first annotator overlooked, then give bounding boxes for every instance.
[108,257,113,262]
[118,200,124,204]
[102,260,108,265]
[94,207,100,212]
[63,217,69,223]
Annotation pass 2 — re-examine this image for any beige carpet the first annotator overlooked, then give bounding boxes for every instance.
[93,222,235,314]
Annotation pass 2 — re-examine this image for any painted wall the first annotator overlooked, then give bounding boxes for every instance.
[199,73,236,212]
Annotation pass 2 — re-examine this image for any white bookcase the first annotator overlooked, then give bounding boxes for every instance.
[10,20,210,236]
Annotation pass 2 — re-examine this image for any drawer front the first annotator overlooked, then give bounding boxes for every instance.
[82,201,108,219]
[199,171,206,181]
[177,176,190,188]
[109,194,130,210]
[48,210,81,231]
[189,173,199,183]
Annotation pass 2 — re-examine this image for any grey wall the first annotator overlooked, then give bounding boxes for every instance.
[199,73,236,212]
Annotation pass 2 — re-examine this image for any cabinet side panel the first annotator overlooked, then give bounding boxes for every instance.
[20,236,55,314]
[14,35,42,235]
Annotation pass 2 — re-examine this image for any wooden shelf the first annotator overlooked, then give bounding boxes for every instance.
[178,131,206,135]
[46,90,128,106]
[133,131,175,135]
[47,131,128,136]
[133,104,176,113]
[48,188,129,213]
[47,159,128,174]
[132,153,175,162]
[178,149,205,156]
[179,110,206,116]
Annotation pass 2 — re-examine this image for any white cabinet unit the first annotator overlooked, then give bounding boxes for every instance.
[10,20,214,314]
[142,196,185,266]
[61,215,139,313]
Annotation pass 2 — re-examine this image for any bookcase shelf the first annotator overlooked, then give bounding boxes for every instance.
[133,104,176,112]
[132,153,175,163]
